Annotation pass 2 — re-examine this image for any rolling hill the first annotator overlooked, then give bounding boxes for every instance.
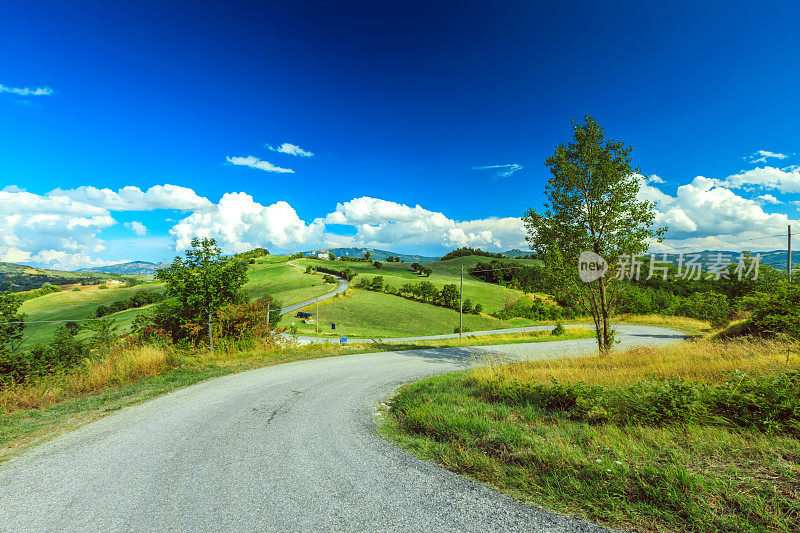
[299,247,438,263]
[77,261,171,275]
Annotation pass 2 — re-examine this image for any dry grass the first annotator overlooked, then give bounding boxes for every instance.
[609,313,711,336]
[66,345,170,393]
[474,337,799,387]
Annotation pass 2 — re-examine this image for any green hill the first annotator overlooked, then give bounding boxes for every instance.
[18,255,335,346]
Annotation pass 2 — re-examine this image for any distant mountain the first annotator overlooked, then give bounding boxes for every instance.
[650,250,796,272]
[77,261,170,275]
[502,249,537,258]
[299,247,439,263]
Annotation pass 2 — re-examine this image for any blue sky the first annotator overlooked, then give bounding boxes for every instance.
[2,1,800,268]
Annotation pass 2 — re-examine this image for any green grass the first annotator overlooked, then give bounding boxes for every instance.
[280,288,547,338]
[382,341,800,532]
[19,284,165,346]
[243,261,335,304]
[18,260,333,346]
[295,255,547,313]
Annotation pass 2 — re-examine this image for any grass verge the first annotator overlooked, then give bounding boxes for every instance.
[382,337,800,532]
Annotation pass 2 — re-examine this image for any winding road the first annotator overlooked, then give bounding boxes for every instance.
[280,261,348,316]
[0,325,685,532]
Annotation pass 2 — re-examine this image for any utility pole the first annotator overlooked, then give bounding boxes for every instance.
[266,303,271,327]
[208,307,213,356]
[459,265,463,338]
[789,224,793,283]
[333,297,336,329]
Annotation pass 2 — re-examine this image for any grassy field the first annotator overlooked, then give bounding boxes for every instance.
[18,258,333,346]
[243,260,334,304]
[383,337,800,532]
[294,255,547,313]
[19,284,165,346]
[279,288,544,338]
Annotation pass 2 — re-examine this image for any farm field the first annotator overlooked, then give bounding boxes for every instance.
[18,257,334,346]
[294,255,547,313]
[279,289,540,338]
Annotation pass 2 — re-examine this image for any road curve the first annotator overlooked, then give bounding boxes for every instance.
[280,261,348,316]
[0,326,685,532]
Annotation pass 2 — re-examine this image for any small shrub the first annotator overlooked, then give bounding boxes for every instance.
[551,323,565,336]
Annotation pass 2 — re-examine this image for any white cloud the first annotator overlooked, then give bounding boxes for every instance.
[0,84,53,96]
[718,166,800,194]
[0,188,115,269]
[51,185,214,212]
[757,194,782,205]
[647,174,666,184]
[226,155,294,174]
[267,143,314,157]
[749,149,793,164]
[124,221,148,235]
[637,174,799,251]
[170,192,324,254]
[325,196,526,250]
[472,163,523,178]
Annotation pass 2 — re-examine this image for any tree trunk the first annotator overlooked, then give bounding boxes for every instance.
[597,277,611,353]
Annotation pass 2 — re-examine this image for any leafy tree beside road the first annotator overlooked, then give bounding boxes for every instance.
[149,238,248,342]
[524,116,666,352]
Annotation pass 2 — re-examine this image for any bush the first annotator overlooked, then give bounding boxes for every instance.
[373,261,383,269]
[471,371,800,433]
[743,283,800,340]
[13,283,62,303]
[214,298,276,339]
[322,274,337,284]
[0,326,89,384]
[551,323,565,336]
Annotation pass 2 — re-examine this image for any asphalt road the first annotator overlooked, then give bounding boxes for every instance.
[0,325,684,532]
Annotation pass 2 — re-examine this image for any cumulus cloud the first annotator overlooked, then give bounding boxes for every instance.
[325,197,526,250]
[637,174,799,251]
[170,192,324,253]
[267,143,314,157]
[757,194,782,205]
[0,84,53,96]
[124,221,148,235]
[51,185,214,212]
[0,188,115,269]
[748,149,793,164]
[0,184,212,269]
[226,155,294,174]
[472,163,523,178]
[717,166,800,194]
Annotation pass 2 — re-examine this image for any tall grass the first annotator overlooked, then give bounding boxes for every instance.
[474,337,798,386]
[384,337,800,532]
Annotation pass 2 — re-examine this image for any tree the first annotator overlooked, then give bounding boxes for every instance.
[0,291,25,359]
[439,284,459,309]
[364,250,372,261]
[373,260,383,269]
[523,116,666,353]
[154,238,248,341]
